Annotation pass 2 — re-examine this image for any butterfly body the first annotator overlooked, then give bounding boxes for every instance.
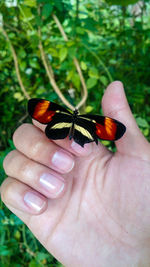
[28,98,126,147]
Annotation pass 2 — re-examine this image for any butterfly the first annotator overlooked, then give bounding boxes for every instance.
[28,98,126,147]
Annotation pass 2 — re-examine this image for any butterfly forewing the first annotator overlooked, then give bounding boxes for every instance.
[28,98,71,124]
[80,114,126,141]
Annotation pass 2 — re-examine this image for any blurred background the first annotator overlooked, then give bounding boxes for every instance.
[0,0,150,266]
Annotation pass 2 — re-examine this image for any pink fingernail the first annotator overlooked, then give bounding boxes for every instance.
[52,150,74,173]
[40,173,65,196]
[24,191,46,212]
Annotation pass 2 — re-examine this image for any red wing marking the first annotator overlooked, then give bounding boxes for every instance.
[96,117,117,140]
[33,100,56,123]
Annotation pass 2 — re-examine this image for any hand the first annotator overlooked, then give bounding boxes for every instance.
[1,81,150,267]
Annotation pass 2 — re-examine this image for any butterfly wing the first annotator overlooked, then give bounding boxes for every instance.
[72,117,98,147]
[28,98,71,124]
[45,112,72,140]
[28,98,72,140]
[79,114,126,142]
[28,99,126,146]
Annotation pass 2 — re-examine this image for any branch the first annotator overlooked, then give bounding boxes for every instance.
[38,27,75,111]
[1,27,30,100]
[3,23,20,33]
[52,14,88,110]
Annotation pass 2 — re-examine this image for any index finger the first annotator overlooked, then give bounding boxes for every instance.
[32,119,106,157]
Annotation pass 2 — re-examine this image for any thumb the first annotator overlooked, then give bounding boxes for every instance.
[102,81,150,160]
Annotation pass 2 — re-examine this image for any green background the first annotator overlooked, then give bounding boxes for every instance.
[0,0,150,266]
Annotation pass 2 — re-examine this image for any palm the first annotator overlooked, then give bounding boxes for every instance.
[26,144,150,266]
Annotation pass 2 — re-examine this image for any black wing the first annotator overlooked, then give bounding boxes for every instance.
[45,112,73,140]
[72,117,98,147]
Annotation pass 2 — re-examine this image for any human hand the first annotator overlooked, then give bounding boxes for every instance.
[1,81,150,267]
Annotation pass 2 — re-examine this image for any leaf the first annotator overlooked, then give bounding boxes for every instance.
[67,41,75,47]
[35,16,43,26]
[72,73,80,90]
[29,59,40,69]
[29,260,41,267]
[76,27,85,35]
[105,0,138,6]
[101,140,111,146]
[24,0,37,7]
[55,0,63,11]
[8,139,15,149]
[42,3,53,19]
[88,67,99,79]
[81,61,87,71]
[36,252,49,261]
[18,49,26,59]
[87,78,97,89]
[143,128,149,137]
[85,105,93,113]
[37,0,49,3]
[99,75,108,86]
[66,70,74,81]
[136,117,149,128]
[0,245,12,256]
[13,93,24,102]
[59,47,68,62]
[20,61,27,71]
[30,35,39,47]
[48,48,58,57]
[10,213,23,225]
[14,230,21,240]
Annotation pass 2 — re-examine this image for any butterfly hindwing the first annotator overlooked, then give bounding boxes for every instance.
[72,117,98,147]
[28,98,71,124]
[45,112,72,140]
[80,114,126,141]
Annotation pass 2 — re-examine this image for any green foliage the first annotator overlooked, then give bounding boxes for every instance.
[106,0,139,6]
[0,0,150,265]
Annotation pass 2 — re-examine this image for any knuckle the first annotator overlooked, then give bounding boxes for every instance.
[28,137,44,159]
[13,123,32,145]
[19,158,33,177]
[3,150,17,172]
[1,178,13,203]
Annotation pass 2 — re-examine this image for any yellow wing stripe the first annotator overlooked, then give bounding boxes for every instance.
[74,124,93,140]
[51,122,94,141]
[51,122,72,129]
[79,116,96,123]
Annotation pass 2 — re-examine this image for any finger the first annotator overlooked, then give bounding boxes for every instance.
[3,150,66,199]
[32,118,110,158]
[102,81,150,159]
[13,124,75,174]
[32,119,93,157]
[1,177,47,215]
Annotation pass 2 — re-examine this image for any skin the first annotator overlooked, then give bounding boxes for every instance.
[1,81,150,267]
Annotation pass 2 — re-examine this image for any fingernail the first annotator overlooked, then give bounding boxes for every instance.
[24,191,46,212]
[71,141,91,155]
[52,150,74,173]
[40,173,65,196]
